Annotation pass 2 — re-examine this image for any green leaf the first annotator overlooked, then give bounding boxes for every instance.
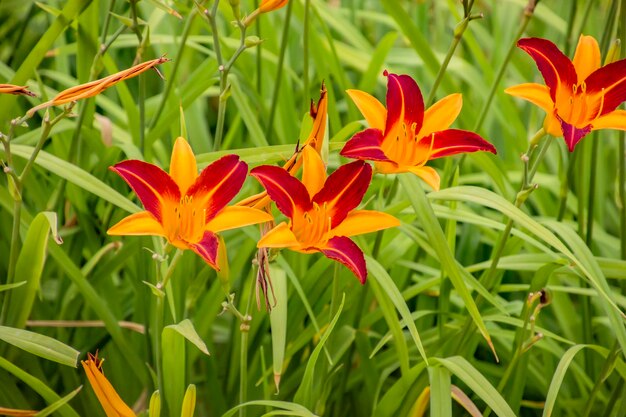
[165,319,210,356]
[0,357,80,417]
[35,386,82,417]
[542,345,589,417]
[293,293,345,408]
[428,366,452,417]
[434,357,516,417]
[5,145,139,213]
[400,176,495,357]
[269,265,288,392]
[221,400,316,417]
[367,256,429,365]
[162,325,186,417]
[5,212,57,329]
[0,326,79,367]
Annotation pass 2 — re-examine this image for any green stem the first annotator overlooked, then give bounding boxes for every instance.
[210,14,247,151]
[426,3,479,106]
[557,150,576,221]
[473,0,538,132]
[582,341,620,417]
[153,290,165,395]
[255,0,262,95]
[302,0,310,111]
[480,129,546,293]
[265,0,293,139]
[585,136,598,246]
[618,131,626,260]
[149,11,198,129]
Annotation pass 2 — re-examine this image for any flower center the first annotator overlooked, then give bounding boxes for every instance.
[291,202,331,248]
[557,82,604,127]
[382,122,431,167]
[165,195,206,247]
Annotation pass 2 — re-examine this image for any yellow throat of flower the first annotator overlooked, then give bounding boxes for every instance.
[291,202,331,248]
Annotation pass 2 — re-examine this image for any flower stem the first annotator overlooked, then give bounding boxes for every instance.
[265,0,293,139]
[480,129,546,293]
[425,3,479,106]
[473,0,538,132]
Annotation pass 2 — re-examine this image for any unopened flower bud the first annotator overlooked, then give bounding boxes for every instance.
[245,36,263,48]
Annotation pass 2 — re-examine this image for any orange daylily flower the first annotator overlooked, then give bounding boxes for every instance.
[243,0,289,26]
[0,84,36,97]
[505,35,626,151]
[82,353,137,417]
[27,57,169,116]
[237,83,327,210]
[251,146,399,283]
[341,71,496,191]
[108,137,272,269]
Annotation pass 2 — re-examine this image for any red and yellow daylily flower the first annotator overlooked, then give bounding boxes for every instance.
[82,353,137,417]
[340,71,496,191]
[505,35,626,151]
[108,137,272,269]
[250,146,399,283]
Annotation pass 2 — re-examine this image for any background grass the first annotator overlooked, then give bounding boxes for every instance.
[1,0,625,416]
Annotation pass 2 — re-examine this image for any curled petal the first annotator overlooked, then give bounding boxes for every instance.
[188,154,248,222]
[107,211,166,236]
[189,231,219,269]
[517,38,577,102]
[504,83,554,114]
[384,72,424,135]
[425,129,497,159]
[407,165,441,191]
[206,206,273,233]
[170,137,198,195]
[572,35,601,82]
[340,129,388,161]
[250,165,312,218]
[585,58,626,117]
[319,236,367,284]
[420,93,463,138]
[591,110,626,131]
[346,89,387,131]
[313,161,372,227]
[330,210,400,238]
[257,222,300,248]
[110,160,180,222]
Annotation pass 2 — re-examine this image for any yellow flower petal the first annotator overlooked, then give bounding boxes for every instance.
[543,114,562,137]
[169,137,198,195]
[407,165,440,191]
[257,222,300,248]
[82,357,137,417]
[206,206,273,233]
[330,209,399,238]
[301,146,326,197]
[420,93,462,138]
[591,110,626,131]
[107,212,166,236]
[504,83,554,114]
[573,34,601,82]
[347,89,387,131]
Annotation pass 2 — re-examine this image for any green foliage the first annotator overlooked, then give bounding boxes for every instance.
[0,1,625,416]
